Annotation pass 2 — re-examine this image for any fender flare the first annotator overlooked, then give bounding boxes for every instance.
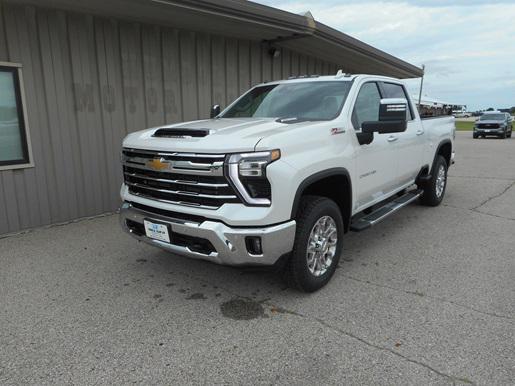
[432,139,453,171]
[290,168,352,227]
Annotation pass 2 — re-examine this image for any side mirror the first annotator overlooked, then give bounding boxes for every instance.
[362,98,408,134]
[210,104,221,118]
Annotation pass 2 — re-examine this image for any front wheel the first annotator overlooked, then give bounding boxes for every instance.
[420,155,448,206]
[283,196,344,292]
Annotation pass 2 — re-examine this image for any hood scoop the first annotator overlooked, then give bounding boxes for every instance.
[153,128,210,138]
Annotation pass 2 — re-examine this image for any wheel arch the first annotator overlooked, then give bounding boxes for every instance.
[291,168,352,232]
[433,139,452,170]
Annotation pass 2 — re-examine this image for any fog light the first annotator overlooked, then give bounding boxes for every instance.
[245,236,263,255]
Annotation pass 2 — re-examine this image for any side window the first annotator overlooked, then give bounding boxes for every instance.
[0,64,31,169]
[382,82,413,120]
[352,82,381,130]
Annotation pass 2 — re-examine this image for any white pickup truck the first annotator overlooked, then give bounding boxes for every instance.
[120,73,455,292]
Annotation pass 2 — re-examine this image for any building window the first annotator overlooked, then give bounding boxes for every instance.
[0,63,32,169]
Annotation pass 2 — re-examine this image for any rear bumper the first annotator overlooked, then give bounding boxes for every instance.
[119,202,296,266]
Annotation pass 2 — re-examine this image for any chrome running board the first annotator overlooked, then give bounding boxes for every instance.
[350,189,423,232]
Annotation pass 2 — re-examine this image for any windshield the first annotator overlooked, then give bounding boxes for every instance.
[221,81,352,121]
[480,114,504,121]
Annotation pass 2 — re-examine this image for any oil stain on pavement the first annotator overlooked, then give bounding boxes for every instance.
[186,293,207,300]
[220,298,268,320]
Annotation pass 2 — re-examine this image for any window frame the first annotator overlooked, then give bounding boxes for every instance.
[0,62,33,171]
[379,81,415,121]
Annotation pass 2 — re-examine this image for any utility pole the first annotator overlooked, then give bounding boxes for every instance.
[418,64,425,107]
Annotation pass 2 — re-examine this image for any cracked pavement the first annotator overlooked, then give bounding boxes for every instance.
[1,132,514,385]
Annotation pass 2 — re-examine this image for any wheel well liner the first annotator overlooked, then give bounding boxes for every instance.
[434,140,452,170]
[291,168,352,232]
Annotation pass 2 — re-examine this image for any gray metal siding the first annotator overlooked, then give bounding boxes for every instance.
[0,2,339,235]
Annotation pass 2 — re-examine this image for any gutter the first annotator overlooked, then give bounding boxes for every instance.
[151,0,313,36]
[154,0,422,78]
[313,22,423,78]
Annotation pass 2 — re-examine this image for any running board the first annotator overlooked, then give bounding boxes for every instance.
[350,189,423,232]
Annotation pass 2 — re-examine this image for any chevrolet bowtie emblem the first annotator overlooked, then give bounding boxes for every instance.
[146,157,169,171]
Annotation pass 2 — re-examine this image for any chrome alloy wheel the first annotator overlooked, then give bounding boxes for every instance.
[306,216,338,277]
[435,164,446,198]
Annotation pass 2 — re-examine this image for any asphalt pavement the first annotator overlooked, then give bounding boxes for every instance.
[1,131,514,385]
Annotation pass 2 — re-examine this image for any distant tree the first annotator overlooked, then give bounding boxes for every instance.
[486,107,494,111]
[510,106,515,114]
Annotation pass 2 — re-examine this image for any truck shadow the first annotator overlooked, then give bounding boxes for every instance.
[124,205,421,309]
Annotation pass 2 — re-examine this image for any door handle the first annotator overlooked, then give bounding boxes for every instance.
[416,129,424,135]
[387,135,398,142]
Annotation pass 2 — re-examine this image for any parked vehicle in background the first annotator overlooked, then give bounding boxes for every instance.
[453,111,470,118]
[119,73,456,292]
[452,107,469,118]
[473,112,513,139]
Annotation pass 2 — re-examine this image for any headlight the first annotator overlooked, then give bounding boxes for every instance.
[227,150,281,206]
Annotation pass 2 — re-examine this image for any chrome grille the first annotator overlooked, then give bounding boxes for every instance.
[122,148,240,209]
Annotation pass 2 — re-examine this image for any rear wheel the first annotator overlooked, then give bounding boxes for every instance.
[420,155,448,207]
[283,196,343,292]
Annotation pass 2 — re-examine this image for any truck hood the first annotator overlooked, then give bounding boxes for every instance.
[123,118,315,153]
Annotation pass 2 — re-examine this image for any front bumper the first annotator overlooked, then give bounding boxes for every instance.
[119,202,296,266]
[475,128,504,135]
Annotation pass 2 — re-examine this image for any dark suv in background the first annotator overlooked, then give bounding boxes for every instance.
[474,112,513,139]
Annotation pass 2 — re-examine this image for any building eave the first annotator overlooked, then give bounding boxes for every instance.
[6,0,422,78]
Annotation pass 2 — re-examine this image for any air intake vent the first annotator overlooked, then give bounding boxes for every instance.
[153,128,210,138]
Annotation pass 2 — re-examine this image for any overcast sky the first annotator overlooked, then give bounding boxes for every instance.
[255,0,515,111]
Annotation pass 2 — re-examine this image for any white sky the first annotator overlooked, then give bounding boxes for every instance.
[255,0,515,111]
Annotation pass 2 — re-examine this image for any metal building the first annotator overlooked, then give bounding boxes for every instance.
[0,0,422,235]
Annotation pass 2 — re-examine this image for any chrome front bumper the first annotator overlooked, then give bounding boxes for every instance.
[119,202,296,266]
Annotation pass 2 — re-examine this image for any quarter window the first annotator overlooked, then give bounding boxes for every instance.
[0,64,31,168]
[352,82,381,130]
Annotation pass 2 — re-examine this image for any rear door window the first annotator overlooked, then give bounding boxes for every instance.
[381,82,413,120]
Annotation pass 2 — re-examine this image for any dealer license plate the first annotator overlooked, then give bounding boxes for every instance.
[143,219,171,243]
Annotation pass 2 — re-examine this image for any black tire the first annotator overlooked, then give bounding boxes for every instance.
[473,133,478,139]
[500,130,507,139]
[283,196,344,292]
[420,155,448,207]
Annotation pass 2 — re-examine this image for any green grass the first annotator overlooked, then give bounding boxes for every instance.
[455,120,474,131]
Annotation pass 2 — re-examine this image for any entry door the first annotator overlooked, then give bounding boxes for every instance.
[380,82,423,185]
[352,82,398,210]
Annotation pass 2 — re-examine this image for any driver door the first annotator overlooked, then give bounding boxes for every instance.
[352,82,399,210]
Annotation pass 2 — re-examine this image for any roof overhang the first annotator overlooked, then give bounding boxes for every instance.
[6,0,423,78]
